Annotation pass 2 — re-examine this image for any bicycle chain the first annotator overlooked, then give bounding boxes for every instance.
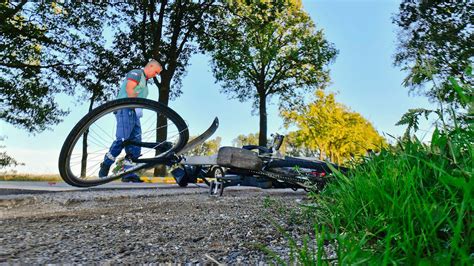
[248,169,312,188]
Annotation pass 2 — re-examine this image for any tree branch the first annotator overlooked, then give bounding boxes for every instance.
[266,62,290,94]
[153,76,161,88]
[152,0,167,59]
[0,62,74,69]
[176,1,214,56]
[169,0,184,57]
[0,0,28,24]
[140,0,148,62]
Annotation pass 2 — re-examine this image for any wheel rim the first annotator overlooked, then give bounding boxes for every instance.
[62,101,188,185]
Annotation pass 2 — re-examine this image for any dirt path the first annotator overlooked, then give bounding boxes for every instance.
[0,186,311,264]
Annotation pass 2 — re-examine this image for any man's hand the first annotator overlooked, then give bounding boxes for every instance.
[135,108,143,118]
[126,80,138,97]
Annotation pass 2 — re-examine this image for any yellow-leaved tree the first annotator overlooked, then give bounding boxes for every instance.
[281,90,387,165]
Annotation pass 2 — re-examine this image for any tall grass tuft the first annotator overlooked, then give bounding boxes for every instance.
[308,127,472,264]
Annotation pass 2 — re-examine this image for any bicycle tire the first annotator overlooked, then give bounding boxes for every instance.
[266,158,337,189]
[267,158,334,173]
[58,98,189,187]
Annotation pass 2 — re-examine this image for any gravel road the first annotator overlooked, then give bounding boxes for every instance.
[0,185,315,264]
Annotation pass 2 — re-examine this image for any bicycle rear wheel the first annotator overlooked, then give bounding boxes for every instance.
[58,98,189,187]
[266,158,338,190]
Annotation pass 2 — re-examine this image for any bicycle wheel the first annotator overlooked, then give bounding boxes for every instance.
[266,158,338,189]
[58,98,189,187]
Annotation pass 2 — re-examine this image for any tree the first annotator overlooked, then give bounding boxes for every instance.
[185,136,221,156]
[232,133,260,148]
[0,136,23,169]
[281,90,387,165]
[0,1,109,132]
[202,0,337,147]
[108,0,216,175]
[393,0,473,105]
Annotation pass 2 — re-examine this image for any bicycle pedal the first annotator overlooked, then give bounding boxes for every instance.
[209,180,224,196]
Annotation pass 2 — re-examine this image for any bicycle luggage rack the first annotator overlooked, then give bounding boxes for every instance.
[175,148,302,196]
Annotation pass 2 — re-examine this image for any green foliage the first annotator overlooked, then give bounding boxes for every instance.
[110,1,216,101]
[393,1,473,105]
[0,136,23,169]
[396,108,435,136]
[202,0,337,146]
[282,90,387,165]
[77,44,122,108]
[0,1,110,132]
[1,1,215,133]
[306,124,473,264]
[397,66,473,138]
[0,151,20,169]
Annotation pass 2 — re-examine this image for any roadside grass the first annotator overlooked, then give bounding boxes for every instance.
[0,173,180,184]
[269,72,473,264]
[0,174,63,182]
[279,126,472,264]
[0,169,173,183]
[0,171,183,184]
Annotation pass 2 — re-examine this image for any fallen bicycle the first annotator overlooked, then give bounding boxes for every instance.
[58,98,347,196]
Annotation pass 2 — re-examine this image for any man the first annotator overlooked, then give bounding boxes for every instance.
[99,59,163,182]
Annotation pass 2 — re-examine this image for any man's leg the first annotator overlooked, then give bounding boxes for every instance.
[122,111,143,182]
[99,109,135,178]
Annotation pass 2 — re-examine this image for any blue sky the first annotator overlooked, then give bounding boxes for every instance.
[1,0,436,174]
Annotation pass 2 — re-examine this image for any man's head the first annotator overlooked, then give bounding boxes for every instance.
[144,59,163,79]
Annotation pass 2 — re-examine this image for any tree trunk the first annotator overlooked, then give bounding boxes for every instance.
[81,96,95,178]
[154,77,170,177]
[258,92,267,148]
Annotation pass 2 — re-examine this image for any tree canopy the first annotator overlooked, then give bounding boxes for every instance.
[202,0,337,147]
[0,1,109,132]
[393,0,473,105]
[109,1,216,101]
[1,1,217,134]
[281,90,387,165]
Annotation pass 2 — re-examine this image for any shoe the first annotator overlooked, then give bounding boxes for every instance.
[98,163,111,178]
[121,174,143,183]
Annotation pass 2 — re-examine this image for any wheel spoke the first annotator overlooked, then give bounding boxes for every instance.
[59,98,189,187]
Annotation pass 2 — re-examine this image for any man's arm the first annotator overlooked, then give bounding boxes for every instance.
[125,80,138,98]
